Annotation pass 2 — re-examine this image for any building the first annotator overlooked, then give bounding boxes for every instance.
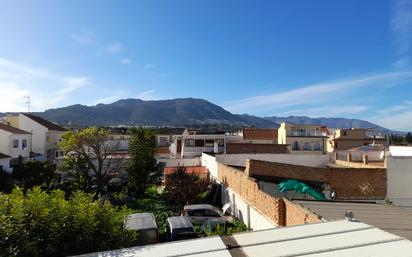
[278,122,328,154]
[328,128,387,152]
[3,113,66,161]
[241,128,278,144]
[0,123,32,165]
[170,129,225,158]
[77,220,412,257]
[153,128,185,157]
[0,153,12,173]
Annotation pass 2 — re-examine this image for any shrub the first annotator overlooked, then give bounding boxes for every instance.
[0,187,137,257]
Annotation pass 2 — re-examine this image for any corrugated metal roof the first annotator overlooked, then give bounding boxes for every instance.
[76,220,412,257]
[124,213,157,231]
[295,200,412,240]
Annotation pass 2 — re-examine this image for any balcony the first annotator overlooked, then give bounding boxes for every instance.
[288,131,327,137]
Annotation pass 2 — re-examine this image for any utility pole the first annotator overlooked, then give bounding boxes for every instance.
[24,95,30,113]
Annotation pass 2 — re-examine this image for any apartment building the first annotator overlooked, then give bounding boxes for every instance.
[3,113,66,161]
[0,123,32,165]
[170,129,225,158]
[278,122,328,154]
[328,128,388,152]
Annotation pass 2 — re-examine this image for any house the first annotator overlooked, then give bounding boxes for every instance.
[277,122,328,154]
[163,166,208,186]
[0,123,32,166]
[328,128,387,152]
[170,129,225,158]
[153,128,185,157]
[3,113,66,161]
[0,153,12,173]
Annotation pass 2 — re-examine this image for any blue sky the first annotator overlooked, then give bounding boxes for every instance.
[0,0,411,130]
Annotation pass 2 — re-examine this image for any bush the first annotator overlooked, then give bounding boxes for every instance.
[0,187,137,257]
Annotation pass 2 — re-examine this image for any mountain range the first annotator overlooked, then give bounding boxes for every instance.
[0,98,398,132]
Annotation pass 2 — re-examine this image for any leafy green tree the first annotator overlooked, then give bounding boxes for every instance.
[127,127,163,196]
[0,187,137,257]
[11,160,56,190]
[60,127,121,195]
[166,166,210,205]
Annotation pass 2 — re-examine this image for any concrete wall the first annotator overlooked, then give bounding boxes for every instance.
[157,157,201,167]
[201,153,219,179]
[216,153,331,168]
[0,157,12,173]
[387,156,412,207]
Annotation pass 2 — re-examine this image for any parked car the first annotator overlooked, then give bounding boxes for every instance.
[166,216,198,241]
[182,204,233,225]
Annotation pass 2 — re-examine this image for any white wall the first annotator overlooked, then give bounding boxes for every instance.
[201,153,277,230]
[19,114,48,156]
[0,131,31,159]
[387,156,412,207]
[215,153,331,167]
[157,157,201,167]
[0,157,12,173]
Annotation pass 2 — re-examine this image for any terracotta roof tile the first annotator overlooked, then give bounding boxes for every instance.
[0,123,31,134]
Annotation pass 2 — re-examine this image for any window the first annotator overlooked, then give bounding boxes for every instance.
[22,139,27,149]
[292,141,299,150]
[12,140,18,148]
[205,139,214,147]
[195,139,205,147]
[184,139,195,147]
[217,139,224,147]
[204,209,221,217]
[313,142,321,151]
[303,142,311,151]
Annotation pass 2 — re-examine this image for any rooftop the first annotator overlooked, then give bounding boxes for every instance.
[295,200,412,240]
[153,127,186,135]
[0,123,31,134]
[22,113,67,132]
[0,152,11,159]
[76,220,412,257]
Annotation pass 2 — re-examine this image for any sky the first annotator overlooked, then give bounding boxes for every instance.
[0,0,411,131]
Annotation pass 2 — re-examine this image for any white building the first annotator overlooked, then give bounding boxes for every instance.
[0,153,12,173]
[0,123,32,166]
[387,146,412,207]
[170,129,225,158]
[3,113,66,161]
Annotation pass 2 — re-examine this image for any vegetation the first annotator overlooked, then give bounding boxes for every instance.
[199,220,249,237]
[0,187,137,257]
[390,132,412,145]
[60,127,121,195]
[166,166,210,205]
[11,160,56,190]
[127,127,164,196]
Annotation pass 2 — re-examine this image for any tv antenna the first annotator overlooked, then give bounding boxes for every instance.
[24,95,31,113]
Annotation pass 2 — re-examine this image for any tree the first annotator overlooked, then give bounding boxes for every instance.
[127,127,163,196]
[0,187,137,257]
[60,127,121,195]
[11,160,56,190]
[166,166,210,205]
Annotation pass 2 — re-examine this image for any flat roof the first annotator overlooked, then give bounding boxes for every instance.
[295,200,412,240]
[76,220,412,257]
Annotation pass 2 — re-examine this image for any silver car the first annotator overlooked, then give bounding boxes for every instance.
[182,204,233,225]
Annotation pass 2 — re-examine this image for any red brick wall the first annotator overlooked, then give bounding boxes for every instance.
[283,199,321,226]
[226,143,288,154]
[246,159,387,200]
[217,163,285,226]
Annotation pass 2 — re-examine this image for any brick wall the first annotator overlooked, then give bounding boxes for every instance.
[246,159,387,200]
[283,199,321,226]
[226,143,288,154]
[217,163,285,226]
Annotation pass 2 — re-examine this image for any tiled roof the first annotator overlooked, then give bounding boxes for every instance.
[23,113,67,131]
[0,152,11,159]
[0,123,31,134]
[243,128,277,140]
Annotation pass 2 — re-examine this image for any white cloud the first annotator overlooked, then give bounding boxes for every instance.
[371,101,412,131]
[120,58,131,64]
[143,64,156,69]
[225,71,412,114]
[392,0,412,68]
[71,29,94,46]
[0,57,90,112]
[103,42,123,54]
[135,90,158,100]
